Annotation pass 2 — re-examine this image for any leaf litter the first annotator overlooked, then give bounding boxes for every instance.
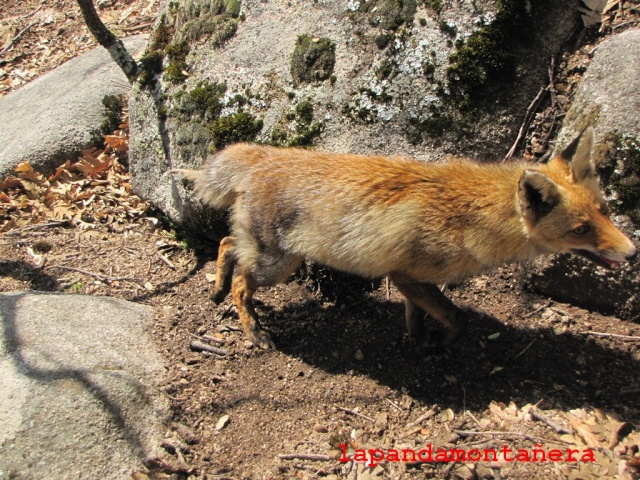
[0,117,147,234]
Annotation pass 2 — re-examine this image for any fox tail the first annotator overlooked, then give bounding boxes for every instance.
[168,164,237,211]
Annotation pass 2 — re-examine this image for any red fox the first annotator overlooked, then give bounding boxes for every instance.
[173,128,636,351]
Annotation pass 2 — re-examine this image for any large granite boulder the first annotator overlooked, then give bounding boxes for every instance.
[128,0,578,232]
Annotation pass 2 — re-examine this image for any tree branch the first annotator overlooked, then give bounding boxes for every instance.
[76,0,138,83]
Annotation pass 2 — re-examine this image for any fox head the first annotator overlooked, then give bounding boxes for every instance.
[517,127,637,269]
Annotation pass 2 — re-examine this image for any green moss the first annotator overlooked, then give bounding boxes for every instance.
[179,0,240,46]
[175,82,227,121]
[208,112,263,151]
[137,50,164,88]
[150,14,174,52]
[164,40,190,84]
[295,100,314,125]
[407,110,455,143]
[269,100,324,147]
[437,18,457,36]
[596,133,640,226]
[376,58,400,81]
[100,94,125,134]
[290,34,336,85]
[446,0,537,108]
[224,0,242,17]
[375,33,391,49]
[362,0,417,31]
[422,0,442,14]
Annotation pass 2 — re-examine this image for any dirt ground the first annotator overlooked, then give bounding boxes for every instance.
[1,1,640,479]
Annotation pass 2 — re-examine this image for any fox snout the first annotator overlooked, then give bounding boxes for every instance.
[572,236,637,271]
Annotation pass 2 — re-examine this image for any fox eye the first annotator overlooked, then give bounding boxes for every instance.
[572,224,591,236]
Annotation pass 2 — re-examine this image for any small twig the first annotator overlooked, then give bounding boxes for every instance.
[581,331,640,341]
[385,397,403,413]
[0,21,38,58]
[398,426,422,440]
[278,453,333,462]
[613,19,639,30]
[523,300,553,318]
[466,410,483,429]
[337,406,375,423]
[547,56,558,109]
[385,276,390,300]
[121,21,155,32]
[2,220,69,236]
[23,0,46,19]
[503,86,547,161]
[189,340,228,356]
[513,338,536,359]
[406,406,438,429]
[528,407,571,434]
[454,430,570,445]
[157,252,176,270]
[48,264,137,284]
[203,334,225,345]
[441,462,456,477]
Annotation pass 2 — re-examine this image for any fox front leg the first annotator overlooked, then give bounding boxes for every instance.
[390,273,463,352]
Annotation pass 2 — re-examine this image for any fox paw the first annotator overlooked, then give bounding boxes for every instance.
[249,329,275,350]
[413,328,459,356]
[210,287,229,305]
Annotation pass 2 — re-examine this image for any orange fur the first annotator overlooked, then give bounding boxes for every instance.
[174,128,636,351]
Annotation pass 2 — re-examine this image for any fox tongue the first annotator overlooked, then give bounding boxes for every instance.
[573,249,619,270]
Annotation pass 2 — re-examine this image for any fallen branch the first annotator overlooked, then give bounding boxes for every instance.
[2,220,69,236]
[337,406,375,423]
[581,331,640,341]
[406,406,439,429]
[23,0,46,19]
[503,86,547,162]
[0,21,38,58]
[189,340,228,356]
[278,453,334,462]
[513,338,536,359]
[48,264,138,284]
[528,407,571,434]
[523,300,553,318]
[157,252,176,270]
[398,426,422,440]
[385,397,403,413]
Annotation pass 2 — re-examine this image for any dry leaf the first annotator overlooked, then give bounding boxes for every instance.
[215,414,230,431]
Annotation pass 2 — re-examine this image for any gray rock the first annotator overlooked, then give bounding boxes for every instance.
[525,29,640,319]
[0,35,148,179]
[129,0,577,231]
[560,28,640,143]
[0,292,169,479]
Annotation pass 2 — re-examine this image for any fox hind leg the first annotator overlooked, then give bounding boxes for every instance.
[390,273,463,353]
[211,236,237,304]
[232,250,302,349]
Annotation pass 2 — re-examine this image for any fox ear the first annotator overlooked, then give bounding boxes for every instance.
[560,127,596,184]
[518,170,561,222]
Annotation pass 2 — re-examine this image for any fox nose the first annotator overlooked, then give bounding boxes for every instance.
[627,248,638,262]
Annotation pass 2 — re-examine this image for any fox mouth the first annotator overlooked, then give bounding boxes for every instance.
[572,249,620,270]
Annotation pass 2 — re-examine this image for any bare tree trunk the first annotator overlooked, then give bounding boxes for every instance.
[76,0,138,83]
